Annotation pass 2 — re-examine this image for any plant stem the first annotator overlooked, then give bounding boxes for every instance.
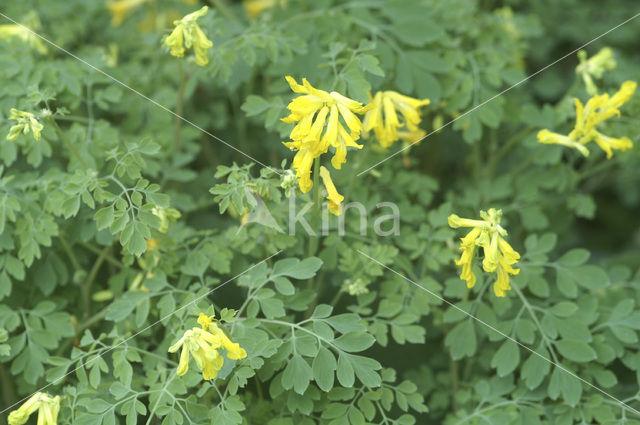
[487,126,533,178]
[0,362,15,407]
[173,61,186,152]
[308,158,321,258]
[56,306,109,356]
[329,289,344,307]
[59,234,82,271]
[81,245,110,319]
[209,0,238,23]
[78,242,123,268]
[50,118,89,169]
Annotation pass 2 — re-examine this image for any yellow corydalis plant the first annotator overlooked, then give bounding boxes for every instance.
[106,0,148,27]
[282,76,368,192]
[8,392,60,425]
[168,312,247,380]
[6,108,45,142]
[537,81,637,159]
[576,47,616,95]
[362,91,430,148]
[448,208,520,297]
[164,6,213,66]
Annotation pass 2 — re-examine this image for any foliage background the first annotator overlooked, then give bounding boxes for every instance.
[1,0,640,424]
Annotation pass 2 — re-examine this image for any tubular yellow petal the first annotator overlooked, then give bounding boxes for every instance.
[337,103,363,138]
[592,132,633,159]
[497,237,520,263]
[324,104,340,148]
[448,214,487,229]
[537,129,590,157]
[319,166,344,216]
[307,106,329,144]
[290,112,314,141]
[284,75,308,94]
[165,24,185,57]
[286,95,325,119]
[192,24,213,66]
[363,92,382,133]
[176,345,190,376]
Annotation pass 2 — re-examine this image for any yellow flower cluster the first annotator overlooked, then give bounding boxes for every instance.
[106,0,148,27]
[168,312,247,380]
[362,91,430,148]
[537,81,637,158]
[0,13,47,54]
[282,76,371,214]
[164,6,213,66]
[282,77,432,215]
[448,208,520,297]
[576,47,616,95]
[8,392,60,425]
[6,108,44,142]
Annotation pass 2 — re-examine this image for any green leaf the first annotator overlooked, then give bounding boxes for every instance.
[557,249,590,266]
[392,18,444,46]
[491,340,520,377]
[312,347,336,392]
[521,347,551,390]
[550,302,578,317]
[336,352,355,387]
[445,320,476,360]
[281,354,312,395]
[120,221,149,256]
[271,257,322,280]
[333,332,375,353]
[556,340,597,362]
[548,366,582,406]
[241,95,270,117]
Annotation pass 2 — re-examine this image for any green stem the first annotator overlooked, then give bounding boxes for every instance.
[0,362,15,407]
[209,0,239,23]
[173,61,186,153]
[58,234,82,271]
[487,126,534,178]
[78,242,123,268]
[511,282,559,363]
[308,158,321,258]
[329,289,344,307]
[56,306,109,356]
[50,118,89,169]
[81,245,110,319]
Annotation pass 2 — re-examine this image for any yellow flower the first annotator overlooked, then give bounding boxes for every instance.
[164,6,213,66]
[8,392,61,425]
[197,312,214,330]
[244,0,277,18]
[0,13,47,54]
[448,208,520,297]
[576,48,616,95]
[282,76,368,192]
[6,109,44,142]
[145,238,159,252]
[319,166,344,216]
[362,91,430,148]
[169,311,247,380]
[106,0,148,27]
[152,206,181,233]
[537,81,636,159]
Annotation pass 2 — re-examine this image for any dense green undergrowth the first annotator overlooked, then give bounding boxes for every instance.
[1,0,640,424]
